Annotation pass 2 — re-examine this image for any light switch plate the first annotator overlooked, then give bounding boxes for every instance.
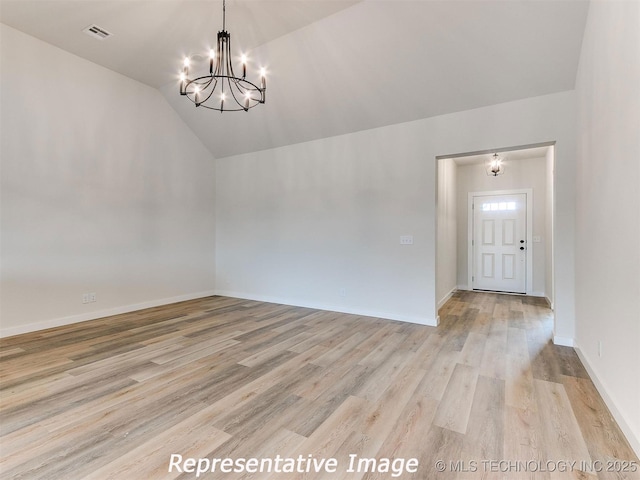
[533,236,541,243]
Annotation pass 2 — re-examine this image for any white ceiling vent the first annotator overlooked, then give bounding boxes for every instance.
[82,24,113,41]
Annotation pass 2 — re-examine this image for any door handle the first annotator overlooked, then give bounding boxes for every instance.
[520,240,525,243]
[520,246,525,250]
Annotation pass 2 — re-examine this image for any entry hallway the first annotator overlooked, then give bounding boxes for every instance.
[1,292,638,479]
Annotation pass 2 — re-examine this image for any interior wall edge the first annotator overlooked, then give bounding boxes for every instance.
[546,296,554,310]
[437,287,458,310]
[552,335,574,347]
[574,345,640,458]
[0,289,217,339]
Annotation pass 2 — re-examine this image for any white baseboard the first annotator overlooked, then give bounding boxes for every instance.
[553,335,574,347]
[574,345,640,458]
[437,287,458,309]
[215,290,438,327]
[0,290,218,338]
[457,285,549,303]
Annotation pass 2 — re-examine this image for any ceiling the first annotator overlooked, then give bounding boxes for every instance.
[0,1,361,89]
[1,0,590,158]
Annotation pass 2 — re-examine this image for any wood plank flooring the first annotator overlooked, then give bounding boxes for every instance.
[1,291,638,479]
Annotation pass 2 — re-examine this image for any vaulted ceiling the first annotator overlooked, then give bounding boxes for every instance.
[1,0,590,158]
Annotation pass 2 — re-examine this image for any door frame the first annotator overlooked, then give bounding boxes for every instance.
[467,188,533,295]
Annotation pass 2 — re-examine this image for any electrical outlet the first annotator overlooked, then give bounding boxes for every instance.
[339,288,347,297]
[400,235,414,245]
[82,292,97,304]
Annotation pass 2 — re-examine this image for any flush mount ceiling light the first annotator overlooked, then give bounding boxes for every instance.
[179,0,266,112]
[486,153,505,176]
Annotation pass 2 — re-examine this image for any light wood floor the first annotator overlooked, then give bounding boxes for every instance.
[1,292,638,479]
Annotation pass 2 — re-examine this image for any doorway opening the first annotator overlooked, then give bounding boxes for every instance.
[435,142,555,315]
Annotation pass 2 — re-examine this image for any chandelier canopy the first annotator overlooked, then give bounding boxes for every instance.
[179,0,266,112]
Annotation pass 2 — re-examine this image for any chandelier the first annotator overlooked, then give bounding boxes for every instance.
[179,0,266,112]
[486,153,505,176]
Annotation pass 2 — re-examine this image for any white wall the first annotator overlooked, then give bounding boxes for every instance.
[0,25,216,336]
[456,156,548,297]
[574,0,640,455]
[216,90,577,332]
[436,158,457,309]
[215,125,435,324]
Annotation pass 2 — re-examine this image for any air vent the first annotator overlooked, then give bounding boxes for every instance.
[82,24,113,41]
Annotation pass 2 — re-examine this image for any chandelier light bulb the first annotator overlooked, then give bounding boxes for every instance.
[183,57,190,68]
[209,49,215,59]
[193,85,200,105]
[260,68,267,90]
[244,91,251,110]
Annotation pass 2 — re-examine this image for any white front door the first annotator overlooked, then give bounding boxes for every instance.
[473,193,527,293]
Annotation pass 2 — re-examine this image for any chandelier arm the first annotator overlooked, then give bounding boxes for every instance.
[185,75,261,110]
[215,34,224,77]
[225,33,236,79]
[235,80,251,101]
[184,76,214,105]
[199,78,218,106]
[196,77,214,90]
[233,78,258,107]
[227,79,246,110]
